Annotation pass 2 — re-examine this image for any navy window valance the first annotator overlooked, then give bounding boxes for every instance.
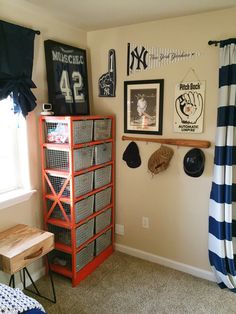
[0,20,39,117]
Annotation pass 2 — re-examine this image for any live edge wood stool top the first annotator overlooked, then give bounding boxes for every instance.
[0,224,54,275]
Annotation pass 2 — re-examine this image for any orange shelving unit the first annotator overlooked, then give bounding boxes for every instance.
[39,115,115,287]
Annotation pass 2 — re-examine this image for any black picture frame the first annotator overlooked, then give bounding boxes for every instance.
[124,79,164,135]
[44,40,90,116]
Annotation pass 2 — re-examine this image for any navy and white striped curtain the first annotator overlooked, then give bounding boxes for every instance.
[209,38,236,292]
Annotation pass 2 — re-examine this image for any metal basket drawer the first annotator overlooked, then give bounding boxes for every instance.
[94,119,112,140]
[49,250,72,270]
[47,199,71,221]
[45,121,69,144]
[48,225,71,246]
[46,148,69,171]
[76,219,94,247]
[47,174,70,197]
[45,147,94,172]
[95,208,112,233]
[73,120,93,144]
[75,195,94,223]
[94,187,112,212]
[94,142,112,165]
[94,165,112,189]
[76,241,94,271]
[74,171,94,197]
[48,219,94,247]
[95,229,112,256]
[74,146,94,171]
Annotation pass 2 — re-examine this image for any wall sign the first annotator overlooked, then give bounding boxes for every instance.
[98,49,116,97]
[174,81,205,133]
[44,40,89,116]
[127,43,200,75]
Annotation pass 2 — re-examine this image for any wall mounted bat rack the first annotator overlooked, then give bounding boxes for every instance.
[122,135,211,148]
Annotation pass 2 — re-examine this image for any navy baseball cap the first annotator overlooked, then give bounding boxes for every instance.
[122,141,141,168]
[183,148,205,177]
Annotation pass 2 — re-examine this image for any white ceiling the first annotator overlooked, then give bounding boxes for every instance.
[25,0,236,31]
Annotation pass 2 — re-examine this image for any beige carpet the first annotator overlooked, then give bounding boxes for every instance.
[27,251,236,314]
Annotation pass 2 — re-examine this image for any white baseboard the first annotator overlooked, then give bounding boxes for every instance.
[115,243,216,282]
[15,267,46,290]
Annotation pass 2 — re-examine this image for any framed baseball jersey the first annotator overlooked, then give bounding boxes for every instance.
[44,40,90,116]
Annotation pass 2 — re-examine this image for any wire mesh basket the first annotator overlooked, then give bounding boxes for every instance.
[76,241,94,271]
[74,146,94,171]
[45,119,93,144]
[76,218,94,247]
[47,174,70,197]
[94,142,112,165]
[73,120,93,144]
[94,119,112,140]
[49,250,72,270]
[94,165,112,189]
[48,218,94,247]
[47,199,71,221]
[94,187,112,212]
[75,195,94,223]
[45,146,94,172]
[74,171,94,197]
[95,208,112,233]
[48,224,72,246]
[45,149,69,171]
[45,121,69,144]
[95,229,112,256]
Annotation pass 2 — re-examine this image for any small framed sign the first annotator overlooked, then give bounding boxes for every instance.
[174,81,205,133]
[44,40,90,116]
[124,79,164,135]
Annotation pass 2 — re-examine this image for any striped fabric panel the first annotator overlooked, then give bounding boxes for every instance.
[218,85,236,107]
[214,146,236,165]
[209,216,236,240]
[208,234,236,260]
[210,182,236,204]
[209,251,236,276]
[211,262,236,290]
[219,64,236,87]
[217,106,236,126]
[209,38,236,291]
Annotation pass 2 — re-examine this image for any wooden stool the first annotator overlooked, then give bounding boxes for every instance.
[0,224,56,303]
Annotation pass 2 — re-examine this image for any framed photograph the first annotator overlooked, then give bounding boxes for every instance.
[124,79,164,135]
[44,40,89,116]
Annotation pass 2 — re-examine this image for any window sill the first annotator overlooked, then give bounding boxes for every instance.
[0,189,37,210]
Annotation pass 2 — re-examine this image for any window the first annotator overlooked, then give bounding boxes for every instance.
[0,96,20,193]
[0,96,35,209]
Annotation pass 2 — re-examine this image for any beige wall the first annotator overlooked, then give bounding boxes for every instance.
[88,8,236,272]
[0,0,87,283]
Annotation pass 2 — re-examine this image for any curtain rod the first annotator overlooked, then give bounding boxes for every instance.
[208,40,220,46]
[35,30,40,35]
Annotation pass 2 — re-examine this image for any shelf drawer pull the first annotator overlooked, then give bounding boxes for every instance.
[24,247,43,260]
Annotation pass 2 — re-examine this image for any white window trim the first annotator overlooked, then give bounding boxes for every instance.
[0,189,37,210]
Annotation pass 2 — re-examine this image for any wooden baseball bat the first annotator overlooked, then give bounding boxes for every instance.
[122,135,211,148]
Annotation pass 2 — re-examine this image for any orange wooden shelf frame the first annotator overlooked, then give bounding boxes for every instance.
[39,115,115,287]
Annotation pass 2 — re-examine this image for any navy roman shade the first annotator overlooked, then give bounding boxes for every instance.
[0,20,38,117]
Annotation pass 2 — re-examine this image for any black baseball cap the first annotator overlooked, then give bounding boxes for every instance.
[122,141,141,168]
[183,148,205,177]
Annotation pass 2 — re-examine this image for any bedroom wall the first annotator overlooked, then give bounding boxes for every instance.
[0,0,87,283]
[87,8,236,273]
[0,1,235,283]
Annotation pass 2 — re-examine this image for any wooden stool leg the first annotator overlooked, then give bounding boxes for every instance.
[46,255,57,303]
[9,275,15,288]
[23,255,56,303]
